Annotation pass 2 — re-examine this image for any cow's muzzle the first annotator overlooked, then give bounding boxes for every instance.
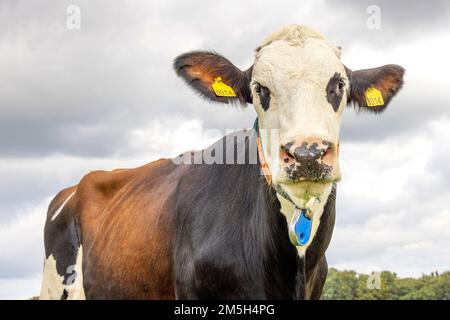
[280,138,338,181]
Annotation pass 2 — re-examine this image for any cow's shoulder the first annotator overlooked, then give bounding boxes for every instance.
[76,168,134,205]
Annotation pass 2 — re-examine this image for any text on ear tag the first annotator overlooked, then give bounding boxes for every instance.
[364,87,384,107]
[211,77,237,97]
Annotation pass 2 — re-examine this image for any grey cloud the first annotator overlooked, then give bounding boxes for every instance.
[0,0,258,157]
[324,0,450,48]
[341,98,450,144]
[0,170,69,224]
[329,186,450,272]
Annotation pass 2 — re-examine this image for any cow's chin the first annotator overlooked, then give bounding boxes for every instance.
[274,178,337,209]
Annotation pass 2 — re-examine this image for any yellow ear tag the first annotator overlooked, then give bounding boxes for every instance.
[211,77,236,97]
[364,87,385,107]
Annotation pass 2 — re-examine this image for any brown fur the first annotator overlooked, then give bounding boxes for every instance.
[52,159,189,299]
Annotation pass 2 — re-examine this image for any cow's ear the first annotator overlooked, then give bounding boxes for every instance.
[174,51,252,105]
[346,64,405,113]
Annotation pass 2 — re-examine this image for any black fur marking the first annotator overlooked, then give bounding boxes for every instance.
[44,198,81,285]
[61,289,68,300]
[283,142,294,153]
[255,83,271,111]
[326,73,344,112]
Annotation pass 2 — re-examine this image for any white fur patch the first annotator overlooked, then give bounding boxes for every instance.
[39,254,64,299]
[51,192,75,221]
[64,245,86,300]
[39,245,85,300]
[277,184,332,256]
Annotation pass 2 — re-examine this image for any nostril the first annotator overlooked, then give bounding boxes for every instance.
[321,144,334,163]
[281,142,294,154]
[281,143,295,162]
[321,147,331,160]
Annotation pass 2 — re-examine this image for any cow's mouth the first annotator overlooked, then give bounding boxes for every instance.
[274,179,336,208]
[279,171,340,184]
[278,178,334,188]
[276,178,339,208]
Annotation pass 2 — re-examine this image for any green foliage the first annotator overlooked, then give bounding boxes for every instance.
[322,268,450,300]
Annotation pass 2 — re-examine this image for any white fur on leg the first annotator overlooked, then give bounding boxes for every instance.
[39,245,86,300]
[64,245,86,299]
[39,254,64,299]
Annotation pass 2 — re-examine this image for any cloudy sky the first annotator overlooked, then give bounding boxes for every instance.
[1,0,449,299]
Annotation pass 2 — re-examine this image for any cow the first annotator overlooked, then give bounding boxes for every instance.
[40,25,404,299]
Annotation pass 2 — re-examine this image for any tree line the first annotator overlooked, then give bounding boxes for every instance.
[322,268,450,300]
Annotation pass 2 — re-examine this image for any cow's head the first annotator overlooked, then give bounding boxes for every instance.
[174,25,404,206]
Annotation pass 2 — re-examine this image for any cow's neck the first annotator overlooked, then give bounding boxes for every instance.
[254,119,333,256]
[276,185,332,256]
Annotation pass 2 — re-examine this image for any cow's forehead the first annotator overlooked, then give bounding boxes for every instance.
[253,39,345,86]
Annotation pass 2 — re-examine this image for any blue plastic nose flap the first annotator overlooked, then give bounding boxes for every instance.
[294,209,312,246]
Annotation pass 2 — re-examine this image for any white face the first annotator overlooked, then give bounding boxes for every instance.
[252,38,348,204]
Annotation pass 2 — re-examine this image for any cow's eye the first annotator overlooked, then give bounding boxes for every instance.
[255,83,271,111]
[338,78,345,90]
